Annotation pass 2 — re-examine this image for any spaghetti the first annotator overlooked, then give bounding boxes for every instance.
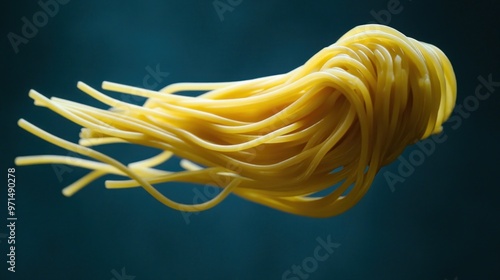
[15,24,456,217]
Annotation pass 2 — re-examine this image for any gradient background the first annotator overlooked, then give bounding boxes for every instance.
[1,0,500,279]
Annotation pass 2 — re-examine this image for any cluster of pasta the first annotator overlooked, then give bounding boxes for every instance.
[16,24,456,217]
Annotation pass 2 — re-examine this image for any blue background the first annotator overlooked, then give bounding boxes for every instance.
[2,0,499,279]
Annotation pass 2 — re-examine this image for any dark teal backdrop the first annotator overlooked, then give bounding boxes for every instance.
[1,0,499,279]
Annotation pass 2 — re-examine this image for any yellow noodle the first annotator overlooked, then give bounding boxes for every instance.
[15,24,456,217]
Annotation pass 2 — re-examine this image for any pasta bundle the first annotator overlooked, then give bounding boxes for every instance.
[16,24,456,217]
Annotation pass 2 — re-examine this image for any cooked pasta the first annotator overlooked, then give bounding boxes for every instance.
[15,24,456,217]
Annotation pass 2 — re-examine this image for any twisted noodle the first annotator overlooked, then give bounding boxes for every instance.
[15,25,456,217]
